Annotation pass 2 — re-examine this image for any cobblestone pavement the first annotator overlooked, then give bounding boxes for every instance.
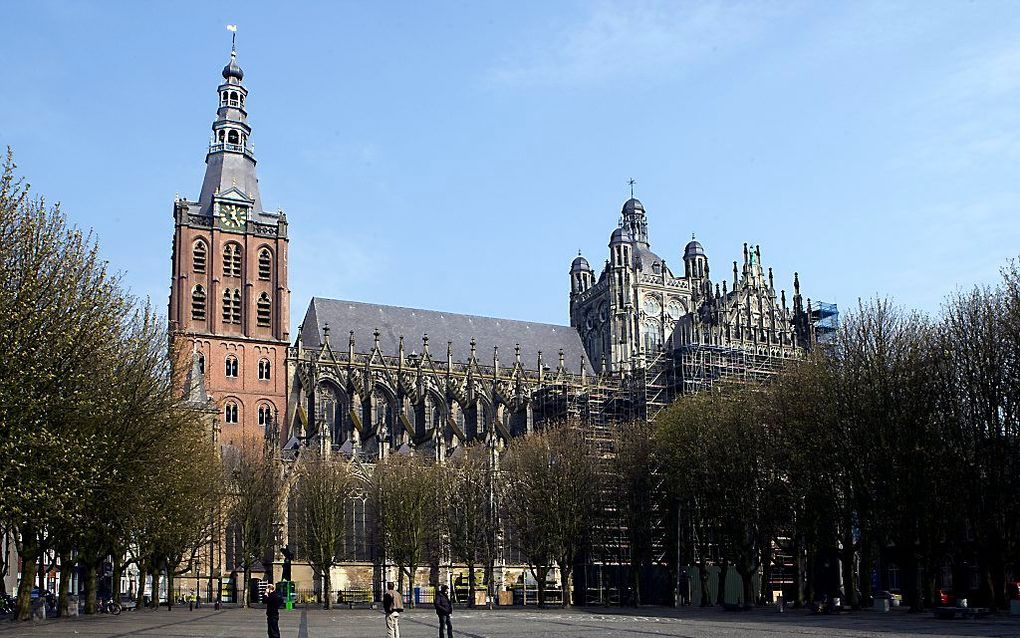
[2,606,1019,638]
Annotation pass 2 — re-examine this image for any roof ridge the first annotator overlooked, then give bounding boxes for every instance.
[310,296,571,330]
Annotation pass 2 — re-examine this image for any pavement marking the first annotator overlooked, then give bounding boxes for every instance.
[297,609,308,638]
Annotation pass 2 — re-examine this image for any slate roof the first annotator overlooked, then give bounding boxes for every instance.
[301,297,593,375]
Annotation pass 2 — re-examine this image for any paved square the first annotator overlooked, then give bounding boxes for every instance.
[2,607,1019,638]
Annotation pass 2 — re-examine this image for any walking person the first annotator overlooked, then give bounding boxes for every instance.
[265,582,284,638]
[383,581,404,638]
[434,584,453,638]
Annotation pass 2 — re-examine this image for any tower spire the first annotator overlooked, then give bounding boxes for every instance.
[197,29,263,219]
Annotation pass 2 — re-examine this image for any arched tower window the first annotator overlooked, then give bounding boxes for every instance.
[218,130,225,143]
[193,240,207,274]
[257,293,271,327]
[228,130,239,145]
[198,354,205,375]
[191,285,206,321]
[222,244,242,278]
[221,288,241,324]
[258,248,271,280]
[258,403,273,427]
[258,358,271,380]
[224,401,238,424]
[225,355,238,378]
[229,91,238,105]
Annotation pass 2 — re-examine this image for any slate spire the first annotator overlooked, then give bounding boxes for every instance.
[197,32,263,217]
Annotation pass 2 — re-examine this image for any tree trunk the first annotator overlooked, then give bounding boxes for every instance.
[150,566,160,609]
[632,560,642,607]
[83,561,98,614]
[15,534,39,622]
[534,565,549,608]
[56,549,72,617]
[323,568,332,610]
[485,559,495,609]
[698,562,711,607]
[840,528,858,608]
[558,560,572,608]
[739,568,754,609]
[166,570,175,609]
[241,564,251,608]
[406,564,417,608]
[716,562,728,606]
[112,558,123,602]
[135,561,147,611]
[467,563,476,608]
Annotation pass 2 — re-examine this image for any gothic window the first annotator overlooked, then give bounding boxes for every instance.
[257,292,271,327]
[225,355,238,378]
[642,319,662,353]
[258,248,271,280]
[258,358,271,380]
[223,244,242,278]
[258,404,272,427]
[198,354,205,375]
[191,285,206,321]
[193,240,207,274]
[221,288,241,324]
[224,401,238,424]
[228,130,239,145]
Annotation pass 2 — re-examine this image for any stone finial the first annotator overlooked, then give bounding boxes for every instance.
[422,333,430,356]
[794,272,801,295]
[469,337,476,359]
[514,343,521,363]
[373,328,380,349]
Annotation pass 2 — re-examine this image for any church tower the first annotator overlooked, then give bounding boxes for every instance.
[168,39,290,445]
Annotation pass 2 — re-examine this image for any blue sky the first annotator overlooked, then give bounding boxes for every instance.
[2,1,1019,329]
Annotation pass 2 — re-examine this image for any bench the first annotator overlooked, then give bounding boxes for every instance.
[933,606,988,619]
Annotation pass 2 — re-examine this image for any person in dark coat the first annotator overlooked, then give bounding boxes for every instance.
[383,581,404,638]
[265,583,284,638]
[434,584,453,638]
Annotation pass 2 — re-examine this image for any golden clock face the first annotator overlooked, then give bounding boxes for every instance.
[219,203,246,229]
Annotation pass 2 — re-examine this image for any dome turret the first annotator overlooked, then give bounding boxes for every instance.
[684,239,705,258]
[571,253,591,272]
[222,50,244,81]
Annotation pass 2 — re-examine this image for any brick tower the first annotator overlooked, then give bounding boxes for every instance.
[169,39,290,445]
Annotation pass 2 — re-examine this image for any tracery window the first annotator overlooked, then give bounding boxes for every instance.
[225,355,238,378]
[193,240,207,274]
[224,401,238,424]
[258,358,271,380]
[223,244,242,278]
[257,292,271,327]
[258,248,271,280]
[191,285,206,321]
[222,288,241,324]
[258,404,273,427]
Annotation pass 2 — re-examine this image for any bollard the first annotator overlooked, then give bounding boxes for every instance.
[776,597,784,613]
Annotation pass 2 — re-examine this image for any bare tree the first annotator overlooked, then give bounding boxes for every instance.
[290,451,357,608]
[372,453,442,604]
[502,422,601,607]
[444,443,500,607]
[223,441,284,608]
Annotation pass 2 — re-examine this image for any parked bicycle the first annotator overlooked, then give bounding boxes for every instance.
[99,598,122,615]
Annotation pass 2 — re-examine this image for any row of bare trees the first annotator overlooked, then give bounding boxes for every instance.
[0,151,221,621]
[656,260,1020,611]
[280,426,603,609]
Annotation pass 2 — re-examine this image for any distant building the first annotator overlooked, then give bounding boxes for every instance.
[168,43,825,603]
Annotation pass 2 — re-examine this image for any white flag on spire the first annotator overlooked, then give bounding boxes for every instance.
[226,24,237,32]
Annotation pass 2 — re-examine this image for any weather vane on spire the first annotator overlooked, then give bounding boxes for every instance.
[628,178,636,198]
[227,24,237,52]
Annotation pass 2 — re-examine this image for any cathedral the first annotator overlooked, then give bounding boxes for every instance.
[167,42,826,602]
